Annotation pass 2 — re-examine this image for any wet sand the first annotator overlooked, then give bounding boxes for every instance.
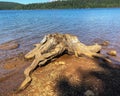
[0,39,120,96]
[0,52,33,96]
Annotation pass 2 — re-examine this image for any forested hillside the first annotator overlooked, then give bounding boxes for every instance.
[1,0,120,10]
[17,0,120,9]
[0,2,22,10]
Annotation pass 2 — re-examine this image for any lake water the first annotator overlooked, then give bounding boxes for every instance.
[1,8,120,59]
[0,8,120,43]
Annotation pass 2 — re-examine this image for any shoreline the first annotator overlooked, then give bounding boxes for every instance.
[0,52,32,96]
[0,37,120,95]
[1,8,120,11]
[0,39,34,95]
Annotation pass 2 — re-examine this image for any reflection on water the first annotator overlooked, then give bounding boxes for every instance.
[0,8,120,60]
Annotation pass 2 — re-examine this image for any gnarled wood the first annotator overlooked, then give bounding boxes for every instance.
[18,33,111,92]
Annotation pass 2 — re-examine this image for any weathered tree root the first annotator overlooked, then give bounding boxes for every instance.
[17,33,111,92]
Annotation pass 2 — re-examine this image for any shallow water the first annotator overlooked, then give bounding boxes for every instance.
[0,8,120,43]
[0,8,120,59]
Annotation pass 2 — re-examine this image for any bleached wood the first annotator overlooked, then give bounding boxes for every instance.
[18,33,110,92]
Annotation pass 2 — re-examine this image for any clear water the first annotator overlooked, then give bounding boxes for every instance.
[0,8,120,44]
[0,8,120,59]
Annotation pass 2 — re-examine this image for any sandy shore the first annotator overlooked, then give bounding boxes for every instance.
[0,39,120,96]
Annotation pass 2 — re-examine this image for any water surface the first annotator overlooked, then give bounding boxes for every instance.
[0,8,120,59]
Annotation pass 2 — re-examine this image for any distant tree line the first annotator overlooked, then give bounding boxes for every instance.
[1,0,120,10]
[15,0,120,9]
[0,2,22,10]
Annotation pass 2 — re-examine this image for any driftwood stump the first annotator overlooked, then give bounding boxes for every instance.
[18,33,110,91]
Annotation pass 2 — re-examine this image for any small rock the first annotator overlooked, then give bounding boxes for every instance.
[54,61,65,65]
[58,61,65,65]
[107,50,117,56]
[101,41,109,46]
[84,90,95,96]
[0,41,19,50]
